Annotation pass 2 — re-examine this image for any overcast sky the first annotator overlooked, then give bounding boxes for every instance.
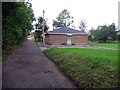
[31,0,119,31]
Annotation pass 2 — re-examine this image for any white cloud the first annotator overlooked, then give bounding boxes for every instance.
[31,0,119,30]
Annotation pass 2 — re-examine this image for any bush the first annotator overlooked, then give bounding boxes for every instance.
[34,31,41,42]
[2,2,34,59]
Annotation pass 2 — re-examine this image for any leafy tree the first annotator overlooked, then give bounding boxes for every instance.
[36,17,49,32]
[2,2,35,56]
[88,27,96,41]
[79,20,87,32]
[108,23,117,41]
[34,16,49,41]
[89,23,117,43]
[53,9,74,28]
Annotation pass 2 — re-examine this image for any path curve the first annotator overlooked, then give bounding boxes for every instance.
[2,38,76,88]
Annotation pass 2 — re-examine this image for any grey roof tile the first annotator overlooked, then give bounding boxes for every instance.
[48,27,87,34]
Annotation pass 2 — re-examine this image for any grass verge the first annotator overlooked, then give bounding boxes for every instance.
[44,48,119,88]
[89,42,118,50]
[2,39,26,61]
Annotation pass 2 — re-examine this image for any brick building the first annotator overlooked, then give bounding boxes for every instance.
[45,27,88,46]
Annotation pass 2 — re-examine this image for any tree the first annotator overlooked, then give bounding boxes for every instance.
[35,17,49,32]
[79,20,87,32]
[89,23,117,43]
[88,27,96,41]
[108,23,117,41]
[34,16,49,41]
[2,2,35,56]
[53,9,74,28]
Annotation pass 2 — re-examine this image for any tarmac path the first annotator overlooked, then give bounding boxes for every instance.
[2,37,76,88]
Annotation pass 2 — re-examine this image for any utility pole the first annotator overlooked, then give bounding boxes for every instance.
[42,10,45,46]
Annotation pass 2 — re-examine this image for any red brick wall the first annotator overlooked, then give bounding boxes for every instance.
[45,34,88,46]
[45,34,67,45]
[72,35,88,46]
[45,34,49,44]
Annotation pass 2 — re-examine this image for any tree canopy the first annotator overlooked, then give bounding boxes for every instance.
[2,2,35,53]
[34,16,49,42]
[79,20,87,32]
[53,9,74,28]
[88,23,117,43]
[35,17,49,32]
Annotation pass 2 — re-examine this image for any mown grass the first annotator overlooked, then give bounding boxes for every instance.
[44,48,119,88]
[89,42,118,50]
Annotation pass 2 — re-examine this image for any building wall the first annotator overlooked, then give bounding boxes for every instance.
[72,35,88,46]
[45,34,67,45]
[45,34,88,46]
[45,34,49,44]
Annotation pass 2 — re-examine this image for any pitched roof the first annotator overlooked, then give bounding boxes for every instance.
[47,27,87,35]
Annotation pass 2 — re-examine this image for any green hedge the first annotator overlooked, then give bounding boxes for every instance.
[2,2,34,59]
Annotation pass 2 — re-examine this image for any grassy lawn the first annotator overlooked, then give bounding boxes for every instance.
[89,42,118,50]
[44,48,118,88]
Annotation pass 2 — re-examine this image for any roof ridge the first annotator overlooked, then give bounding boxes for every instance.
[47,27,87,34]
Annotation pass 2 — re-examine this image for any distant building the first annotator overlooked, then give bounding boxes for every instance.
[45,27,88,46]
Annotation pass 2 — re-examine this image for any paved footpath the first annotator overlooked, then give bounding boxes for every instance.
[2,38,76,88]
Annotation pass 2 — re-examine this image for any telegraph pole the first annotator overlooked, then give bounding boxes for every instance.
[42,10,45,46]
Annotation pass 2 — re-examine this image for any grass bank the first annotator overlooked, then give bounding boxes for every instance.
[44,48,118,88]
[2,39,27,61]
